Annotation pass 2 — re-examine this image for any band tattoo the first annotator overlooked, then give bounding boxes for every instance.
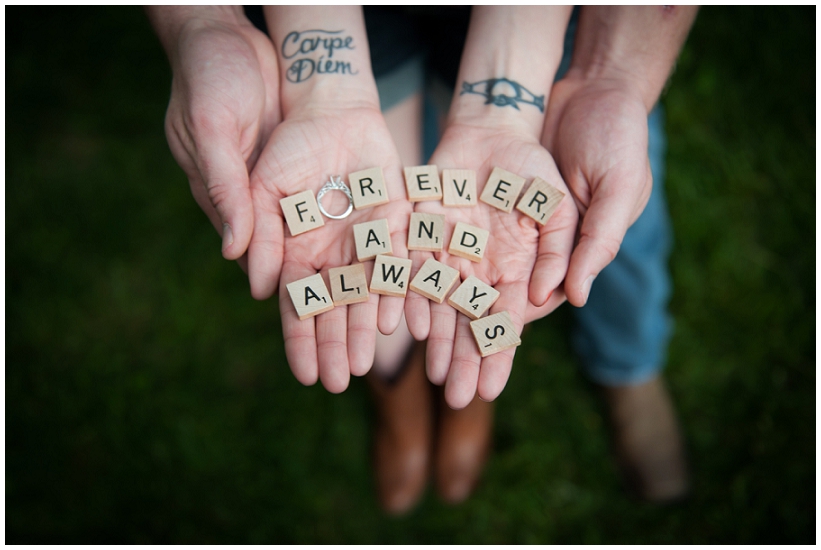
[460,78,545,112]
[281,29,359,83]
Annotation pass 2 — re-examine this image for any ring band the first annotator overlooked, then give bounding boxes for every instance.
[317,175,354,220]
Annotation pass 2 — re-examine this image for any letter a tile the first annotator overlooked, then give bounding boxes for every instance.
[442,169,477,207]
[447,275,500,319]
[448,222,489,263]
[353,218,392,261]
[407,212,445,251]
[470,311,521,357]
[349,167,390,210]
[280,190,324,236]
[480,167,526,213]
[409,258,460,303]
[370,255,412,297]
[516,177,565,225]
[329,264,370,306]
[404,165,442,202]
[286,273,334,320]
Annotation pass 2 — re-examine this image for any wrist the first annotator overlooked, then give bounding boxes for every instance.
[147,6,247,58]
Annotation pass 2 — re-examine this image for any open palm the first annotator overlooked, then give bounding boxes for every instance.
[247,106,412,393]
[408,123,578,409]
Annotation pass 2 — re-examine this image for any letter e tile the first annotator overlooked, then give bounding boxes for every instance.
[404,165,442,201]
[480,167,526,213]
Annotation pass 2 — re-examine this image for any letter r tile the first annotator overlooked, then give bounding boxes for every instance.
[448,221,489,263]
[349,167,390,210]
[286,273,334,320]
[280,190,324,236]
[516,177,565,225]
[480,167,527,213]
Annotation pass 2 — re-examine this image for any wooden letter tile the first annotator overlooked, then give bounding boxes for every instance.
[470,311,521,357]
[403,165,442,202]
[286,273,334,320]
[516,177,565,225]
[370,255,413,297]
[353,219,392,261]
[480,167,527,213]
[329,263,369,306]
[349,167,390,210]
[448,222,489,263]
[447,275,500,319]
[409,258,460,303]
[280,190,324,236]
[442,169,477,207]
[407,212,445,251]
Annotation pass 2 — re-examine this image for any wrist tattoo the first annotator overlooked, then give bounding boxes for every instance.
[460,78,544,113]
[281,29,359,83]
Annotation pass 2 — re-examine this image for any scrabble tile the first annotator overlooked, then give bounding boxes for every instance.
[403,165,442,201]
[286,273,334,320]
[280,190,324,236]
[480,167,527,213]
[516,177,565,225]
[407,212,445,252]
[349,166,389,210]
[442,169,478,207]
[409,258,460,303]
[370,254,413,297]
[329,263,369,306]
[448,222,489,263]
[470,311,521,357]
[447,275,500,319]
[353,219,392,261]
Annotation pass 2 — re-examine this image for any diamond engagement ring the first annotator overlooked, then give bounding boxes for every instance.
[316,175,354,220]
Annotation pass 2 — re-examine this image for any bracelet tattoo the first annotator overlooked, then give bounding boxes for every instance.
[281,29,359,83]
[460,78,544,112]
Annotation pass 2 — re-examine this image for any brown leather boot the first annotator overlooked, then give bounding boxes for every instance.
[434,393,494,504]
[367,341,432,515]
[603,375,690,502]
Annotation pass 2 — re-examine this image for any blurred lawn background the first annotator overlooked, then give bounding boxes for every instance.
[6,6,815,544]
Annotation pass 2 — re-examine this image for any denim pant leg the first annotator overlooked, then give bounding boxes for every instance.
[571,107,674,387]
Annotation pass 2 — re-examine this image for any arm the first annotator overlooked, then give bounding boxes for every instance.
[408,6,578,408]
[543,6,698,306]
[146,6,280,262]
[249,6,411,392]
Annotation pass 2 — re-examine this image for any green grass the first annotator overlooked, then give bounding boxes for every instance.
[6,6,815,544]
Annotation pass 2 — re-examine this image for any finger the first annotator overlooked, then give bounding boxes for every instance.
[425,300,458,386]
[279,262,319,387]
[565,163,651,307]
[404,250,433,340]
[247,187,285,300]
[375,226,410,335]
[196,138,256,261]
[315,300,350,393]
[444,314,482,410]
[475,278,528,403]
[528,197,578,307]
[523,287,566,324]
[347,293,379,377]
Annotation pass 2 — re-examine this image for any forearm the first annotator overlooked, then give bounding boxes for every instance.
[567,6,699,111]
[263,6,379,115]
[448,6,573,137]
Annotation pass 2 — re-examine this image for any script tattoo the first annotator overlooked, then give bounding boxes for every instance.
[460,78,545,112]
[281,29,359,83]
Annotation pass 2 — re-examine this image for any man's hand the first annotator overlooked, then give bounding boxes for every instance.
[150,7,281,262]
[248,105,411,393]
[407,123,577,409]
[543,76,652,307]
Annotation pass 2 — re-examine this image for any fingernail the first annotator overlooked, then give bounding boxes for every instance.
[222,223,234,252]
[582,275,596,305]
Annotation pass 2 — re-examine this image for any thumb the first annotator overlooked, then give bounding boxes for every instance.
[565,163,652,307]
[196,138,255,261]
